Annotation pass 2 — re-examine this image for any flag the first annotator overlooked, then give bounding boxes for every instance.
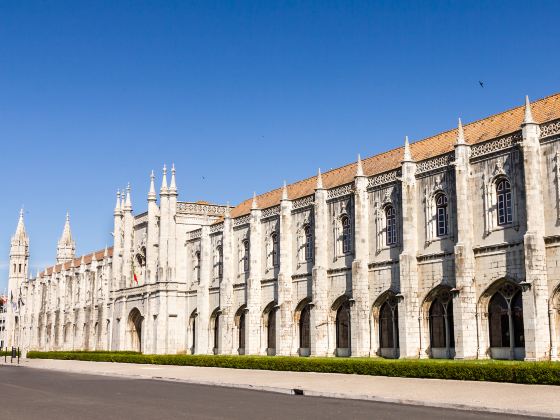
[131,260,138,285]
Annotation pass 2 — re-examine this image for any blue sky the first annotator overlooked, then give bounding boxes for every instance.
[1,1,559,290]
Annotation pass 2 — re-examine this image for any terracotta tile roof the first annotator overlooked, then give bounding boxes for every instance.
[229,93,560,218]
[40,247,113,278]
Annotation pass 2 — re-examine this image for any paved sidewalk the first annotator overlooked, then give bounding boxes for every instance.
[3,358,559,418]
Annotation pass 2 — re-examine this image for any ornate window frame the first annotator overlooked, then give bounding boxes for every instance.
[482,154,519,235]
[374,187,400,251]
[423,172,453,244]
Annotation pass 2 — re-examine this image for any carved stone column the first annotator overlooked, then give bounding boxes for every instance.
[311,172,330,356]
[452,120,478,359]
[277,186,294,355]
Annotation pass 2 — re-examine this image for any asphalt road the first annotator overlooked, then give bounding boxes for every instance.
[0,366,544,420]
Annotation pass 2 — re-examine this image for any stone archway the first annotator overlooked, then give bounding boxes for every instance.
[294,298,312,357]
[551,284,560,360]
[371,290,400,359]
[421,285,455,359]
[234,305,247,355]
[478,279,525,360]
[127,308,143,353]
[331,296,351,357]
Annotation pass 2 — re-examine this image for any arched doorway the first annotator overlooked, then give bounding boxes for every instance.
[428,288,455,359]
[262,301,277,356]
[373,291,400,358]
[235,305,246,355]
[211,308,220,355]
[488,282,524,360]
[127,308,143,353]
[297,300,311,356]
[188,309,197,354]
[334,297,351,357]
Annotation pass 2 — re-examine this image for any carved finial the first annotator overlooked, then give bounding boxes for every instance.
[251,192,259,210]
[281,181,289,200]
[225,201,231,218]
[523,95,535,124]
[169,163,177,193]
[115,189,121,212]
[124,183,132,210]
[104,244,108,258]
[403,136,413,162]
[457,118,466,145]
[161,164,168,192]
[148,170,156,201]
[356,154,364,177]
[316,168,324,189]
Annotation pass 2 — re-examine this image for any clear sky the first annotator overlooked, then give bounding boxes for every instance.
[1,1,559,291]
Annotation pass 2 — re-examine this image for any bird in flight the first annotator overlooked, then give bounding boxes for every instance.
[479,81,484,88]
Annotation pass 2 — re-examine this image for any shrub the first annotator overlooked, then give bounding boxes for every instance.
[26,351,560,385]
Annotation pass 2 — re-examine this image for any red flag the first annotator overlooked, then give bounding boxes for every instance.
[131,260,138,285]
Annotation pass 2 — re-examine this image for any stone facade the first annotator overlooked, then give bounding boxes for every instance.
[7,94,560,360]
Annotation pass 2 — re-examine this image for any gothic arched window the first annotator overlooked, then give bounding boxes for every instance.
[194,251,201,282]
[435,193,448,237]
[341,216,352,254]
[336,301,351,352]
[304,225,313,261]
[385,206,397,246]
[216,245,223,279]
[496,179,513,226]
[271,233,279,267]
[242,240,249,272]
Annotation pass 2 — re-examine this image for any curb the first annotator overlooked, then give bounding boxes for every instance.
[4,362,558,419]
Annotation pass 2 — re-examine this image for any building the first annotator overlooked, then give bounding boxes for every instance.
[0,295,7,348]
[6,94,560,360]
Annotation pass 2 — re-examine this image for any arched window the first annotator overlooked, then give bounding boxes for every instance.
[304,225,313,261]
[213,313,220,354]
[216,246,223,279]
[194,251,201,282]
[238,312,246,354]
[299,304,311,350]
[271,233,279,267]
[435,193,448,237]
[429,290,455,357]
[496,179,513,226]
[341,216,352,254]
[336,301,351,354]
[242,240,249,272]
[267,309,276,354]
[385,206,397,245]
[489,283,524,359]
[379,300,399,352]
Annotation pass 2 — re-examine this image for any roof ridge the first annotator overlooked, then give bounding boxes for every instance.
[229,91,560,217]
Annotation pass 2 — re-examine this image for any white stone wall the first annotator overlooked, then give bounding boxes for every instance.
[9,110,560,361]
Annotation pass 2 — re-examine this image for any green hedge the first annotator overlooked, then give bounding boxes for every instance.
[27,351,560,385]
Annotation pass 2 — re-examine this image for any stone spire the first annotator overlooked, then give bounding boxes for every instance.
[114,189,122,214]
[251,192,259,210]
[161,164,168,193]
[148,170,157,201]
[56,212,75,264]
[523,95,535,124]
[356,154,364,177]
[281,181,289,200]
[456,118,466,145]
[10,208,29,255]
[124,183,132,211]
[403,136,413,162]
[169,163,177,194]
[14,208,26,239]
[104,244,109,258]
[316,168,324,189]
